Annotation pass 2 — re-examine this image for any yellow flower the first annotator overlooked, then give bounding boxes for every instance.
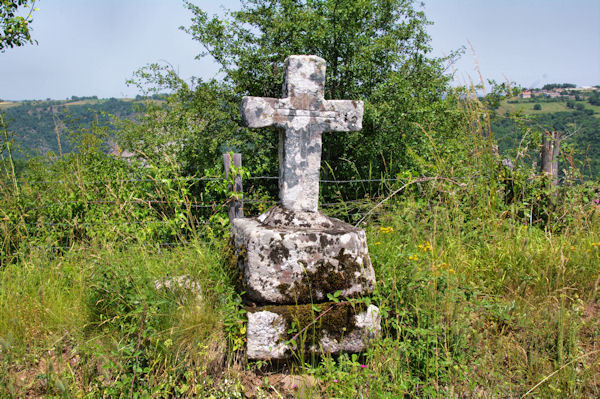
[408,254,419,261]
[379,226,394,234]
[570,246,576,251]
[375,241,381,245]
[417,241,432,252]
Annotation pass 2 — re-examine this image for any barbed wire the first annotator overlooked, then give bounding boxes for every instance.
[25,219,174,228]
[34,199,224,207]
[20,240,191,252]
[12,176,221,185]
[11,175,400,186]
[320,178,399,183]
[2,173,422,255]
[18,197,372,209]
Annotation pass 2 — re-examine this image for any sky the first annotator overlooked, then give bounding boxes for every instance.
[1,0,599,101]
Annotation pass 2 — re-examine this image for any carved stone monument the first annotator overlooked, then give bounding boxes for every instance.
[233,55,379,360]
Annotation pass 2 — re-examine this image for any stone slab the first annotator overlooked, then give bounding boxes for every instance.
[246,301,380,360]
[232,207,376,304]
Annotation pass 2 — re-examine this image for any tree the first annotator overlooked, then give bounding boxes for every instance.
[588,92,600,106]
[1,0,38,52]
[542,83,575,90]
[181,0,466,183]
[533,103,542,111]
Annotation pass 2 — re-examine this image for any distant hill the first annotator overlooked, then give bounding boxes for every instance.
[3,92,599,179]
[1,96,147,157]
[492,89,600,179]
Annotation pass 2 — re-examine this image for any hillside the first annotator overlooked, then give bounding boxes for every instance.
[1,96,144,157]
[492,89,600,179]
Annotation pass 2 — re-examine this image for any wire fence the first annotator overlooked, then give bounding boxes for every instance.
[2,172,416,255]
[22,241,191,252]
[12,175,395,186]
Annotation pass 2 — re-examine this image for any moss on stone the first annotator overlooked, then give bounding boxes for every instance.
[249,301,366,351]
[277,248,370,303]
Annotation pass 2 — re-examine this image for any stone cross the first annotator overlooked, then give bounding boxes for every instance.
[241,55,364,212]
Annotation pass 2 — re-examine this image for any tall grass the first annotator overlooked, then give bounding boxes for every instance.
[1,183,598,397]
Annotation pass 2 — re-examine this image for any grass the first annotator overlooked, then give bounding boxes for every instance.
[0,241,238,397]
[1,81,599,396]
[1,190,599,397]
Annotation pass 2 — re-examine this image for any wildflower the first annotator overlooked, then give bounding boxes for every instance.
[333,379,338,383]
[378,226,394,234]
[594,198,600,205]
[408,254,419,261]
[570,246,576,251]
[448,268,456,274]
[418,241,432,252]
[375,241,381,245]
[292,384,298,390]
[360,364,366,369]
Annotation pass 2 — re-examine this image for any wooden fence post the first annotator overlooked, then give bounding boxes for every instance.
[223,152,244,221]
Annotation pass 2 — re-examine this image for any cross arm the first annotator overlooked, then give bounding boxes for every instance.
[323,100,364,132]
[240,96,280,128]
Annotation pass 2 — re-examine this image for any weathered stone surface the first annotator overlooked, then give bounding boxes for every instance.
[153,275,202,302]
[257,206,351,231]
[240,55,364,212]
[246,302,380,360]
[246,309,287,359]
[232,207,375,304]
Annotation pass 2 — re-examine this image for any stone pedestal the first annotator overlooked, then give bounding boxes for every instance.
[246,302,380,360]
[232,207,380,359]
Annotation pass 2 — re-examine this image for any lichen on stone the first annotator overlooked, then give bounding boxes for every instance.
[249,301,366,352]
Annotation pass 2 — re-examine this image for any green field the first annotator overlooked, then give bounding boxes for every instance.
[0,101,18,110]
[499,99,600,116]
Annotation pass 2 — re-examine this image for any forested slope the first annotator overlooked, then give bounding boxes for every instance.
[1,97,140,157]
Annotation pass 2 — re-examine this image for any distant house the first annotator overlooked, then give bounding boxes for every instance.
[520,90,532,99]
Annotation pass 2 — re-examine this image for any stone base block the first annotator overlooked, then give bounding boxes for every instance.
[246,301,380,360]
[232,207,375,304]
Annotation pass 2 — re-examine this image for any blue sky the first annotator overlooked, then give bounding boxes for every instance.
[1,0,599,101]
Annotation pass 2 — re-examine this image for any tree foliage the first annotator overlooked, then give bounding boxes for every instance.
[180,0,467,185]
[542,83,576,90]
[0,0,37,51]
